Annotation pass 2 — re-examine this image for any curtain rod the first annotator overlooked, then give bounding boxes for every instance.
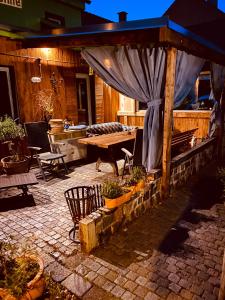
[0,51,77,65]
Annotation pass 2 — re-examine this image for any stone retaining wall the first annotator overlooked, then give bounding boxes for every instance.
[80,137,216,253]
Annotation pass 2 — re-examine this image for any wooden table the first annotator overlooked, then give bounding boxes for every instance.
[79,131,136,175]
[0,173,38,196]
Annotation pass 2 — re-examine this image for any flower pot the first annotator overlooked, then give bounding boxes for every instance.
[104,191,132,209]
[49,119,64,134]
[0,255,45,300]
[1,156,30,175]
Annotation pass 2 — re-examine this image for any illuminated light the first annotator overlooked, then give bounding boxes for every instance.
[41,48,51,57]
[104,58,111,69]
[105,23,114,30]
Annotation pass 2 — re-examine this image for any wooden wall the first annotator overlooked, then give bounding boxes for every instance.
[0,37,85,123]
[173,110,211,139]
[118,110,211,139]
[95,75,119,123]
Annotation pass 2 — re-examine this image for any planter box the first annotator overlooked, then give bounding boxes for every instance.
[104,191,132,209]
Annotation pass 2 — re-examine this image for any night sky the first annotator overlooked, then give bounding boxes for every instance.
[86,0,225,22]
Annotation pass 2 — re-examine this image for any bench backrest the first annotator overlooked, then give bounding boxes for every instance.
[172,128,197,150]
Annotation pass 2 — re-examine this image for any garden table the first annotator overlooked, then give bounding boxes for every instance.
[0,173,38,196]
[78,131,135,175]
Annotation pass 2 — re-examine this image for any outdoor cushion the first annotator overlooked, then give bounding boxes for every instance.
[86,122,133,136]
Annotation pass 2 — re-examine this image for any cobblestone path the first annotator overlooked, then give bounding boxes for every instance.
[0,161,225,299]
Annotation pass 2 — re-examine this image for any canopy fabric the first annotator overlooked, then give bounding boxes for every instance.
[82,46,205,171]
[209,63,225,137]
[174,51,205,108]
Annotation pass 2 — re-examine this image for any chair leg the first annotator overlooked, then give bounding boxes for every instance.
[96,157,102,172]
[122,156,128,179]
[69,223,80,243]
[37,157,46,181]
[61,157,68,174]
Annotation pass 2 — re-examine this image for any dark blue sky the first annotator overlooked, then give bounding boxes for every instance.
[86,0,225,22]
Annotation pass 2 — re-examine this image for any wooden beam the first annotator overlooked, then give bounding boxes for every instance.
[161,47,177,200]
[23,28,160,49]
[159,27,225,66]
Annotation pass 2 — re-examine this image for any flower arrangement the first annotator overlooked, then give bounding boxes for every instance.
[35,89,54,121]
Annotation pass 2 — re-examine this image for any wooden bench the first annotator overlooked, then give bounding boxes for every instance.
[171,128,198,155]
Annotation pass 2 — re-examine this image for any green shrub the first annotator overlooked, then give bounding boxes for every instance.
[101,180,124,199]
[0,116,25,142]
[131,166,146,182]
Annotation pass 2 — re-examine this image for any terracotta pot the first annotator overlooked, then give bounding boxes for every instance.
[1,156,30,175]
[49,119,64,134]
[0,255,45,300]
[104,191,132,209]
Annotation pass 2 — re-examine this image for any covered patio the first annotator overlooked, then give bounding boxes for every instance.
[1,13,225,299]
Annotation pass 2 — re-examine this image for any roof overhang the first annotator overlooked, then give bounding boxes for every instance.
[23,16,225,65]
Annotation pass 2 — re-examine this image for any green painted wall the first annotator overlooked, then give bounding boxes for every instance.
[0,0,85,31]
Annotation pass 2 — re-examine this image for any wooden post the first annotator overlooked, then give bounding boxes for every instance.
[218,87,225,160]
[161,47,177,200]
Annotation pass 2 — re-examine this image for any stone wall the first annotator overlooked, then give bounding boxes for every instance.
[79,137,216,253]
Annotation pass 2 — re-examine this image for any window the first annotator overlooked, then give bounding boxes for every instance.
[0,66,18,119]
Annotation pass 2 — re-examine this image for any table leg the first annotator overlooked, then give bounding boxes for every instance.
[18,185,28,196]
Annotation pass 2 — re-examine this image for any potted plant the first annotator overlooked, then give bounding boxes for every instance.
[0,241,45,300]
[130,166,146,192]
[101,180,132,209]
[0,116,29,174]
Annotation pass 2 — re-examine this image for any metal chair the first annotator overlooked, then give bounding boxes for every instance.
[121,128,144,178]
[64,186,96,243]
[24,121,68,181]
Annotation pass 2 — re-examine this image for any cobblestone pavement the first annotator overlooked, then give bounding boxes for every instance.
[0,161,225,299]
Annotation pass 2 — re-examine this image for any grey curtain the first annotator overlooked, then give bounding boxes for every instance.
[209,63,225,137]
[82,46,166,171]
[174,51,205,108]
[82,46,205,171]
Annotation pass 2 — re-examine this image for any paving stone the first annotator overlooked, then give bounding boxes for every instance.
[97,266,109,275]
[169,282,181,294]
[144,291,160,300]
[102,280,116,292]
[111,285,125,297]
[155,286,170,298]
[121,291,136,300]
[114,275,128,286]
[61,273,92,297]
[75,264,89,276]
[105,270,118,282]
[126,270,139,281]
[168,273,180,284]
[45,261,72,282]
[93,275,107,287]
[124,280,138,292]
[133,285,149,298]
[135,275,148,286]
[180,289,194,300]
[85,271,98,282]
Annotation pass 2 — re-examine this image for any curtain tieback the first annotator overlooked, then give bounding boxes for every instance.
[147,99,162,107]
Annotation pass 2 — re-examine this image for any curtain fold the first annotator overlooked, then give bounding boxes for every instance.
[174,51,205,108]
[82,46,166,171]
[209,63,225,137]
[82,46,205,172]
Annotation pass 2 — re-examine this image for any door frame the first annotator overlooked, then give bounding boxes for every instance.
[0,66,16,119]
[76,73,92,125]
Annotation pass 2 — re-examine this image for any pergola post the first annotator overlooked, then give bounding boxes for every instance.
[161,47,177,200]
[218,85,225,160]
